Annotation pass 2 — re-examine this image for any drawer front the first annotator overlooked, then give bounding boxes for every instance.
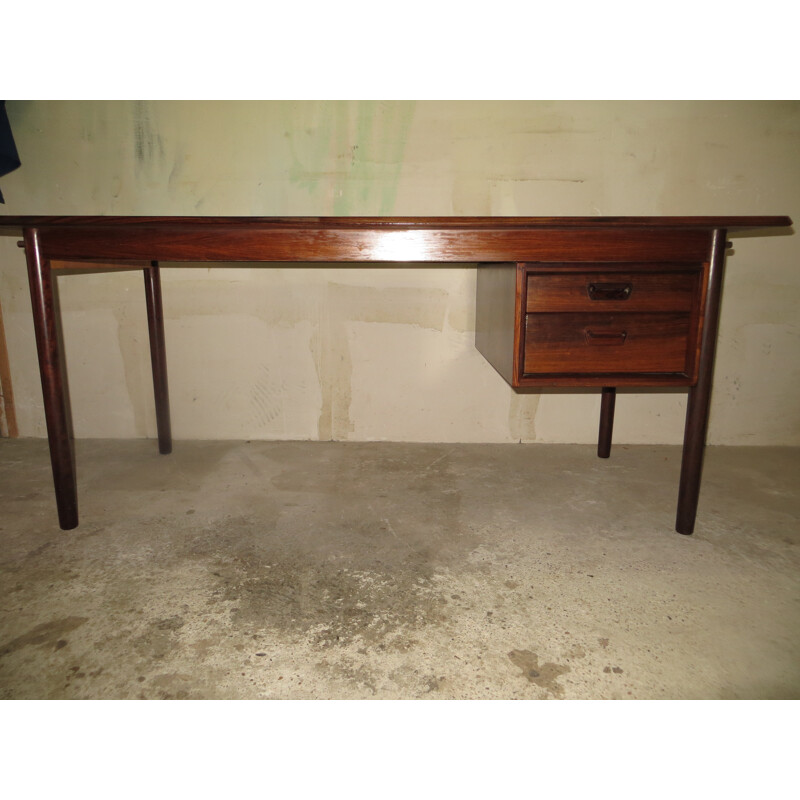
[524,313,691,375]
[526,271,698,313]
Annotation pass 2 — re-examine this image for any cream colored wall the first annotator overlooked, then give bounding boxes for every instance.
[0,100,797,444]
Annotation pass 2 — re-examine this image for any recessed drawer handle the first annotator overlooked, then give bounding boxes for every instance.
[587,283,632,301]
[585,329,628,345]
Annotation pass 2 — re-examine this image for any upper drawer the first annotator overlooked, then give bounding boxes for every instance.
[526,270,699,313]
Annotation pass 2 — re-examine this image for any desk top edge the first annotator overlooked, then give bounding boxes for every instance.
[0,215,793,235]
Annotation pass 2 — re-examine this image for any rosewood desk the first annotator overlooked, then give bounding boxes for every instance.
[0,216,792,534]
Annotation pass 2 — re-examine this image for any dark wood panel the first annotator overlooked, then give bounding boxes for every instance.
[33,225,717,264]
[524,261,704,274]
[0,214,793,235]
[475,263,519,384]
[524,312,692,375]
[516,372,696,388]
[527,269,700,313]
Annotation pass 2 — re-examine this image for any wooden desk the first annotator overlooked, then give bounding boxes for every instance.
[0,216,792,534]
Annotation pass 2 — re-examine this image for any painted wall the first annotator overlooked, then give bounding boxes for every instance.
[0,100,797,445]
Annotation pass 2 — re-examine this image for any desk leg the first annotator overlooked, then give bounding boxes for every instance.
[598,387,616,458]
[676,229,727,535]
[24,228,78,530]
[144,262,172,455]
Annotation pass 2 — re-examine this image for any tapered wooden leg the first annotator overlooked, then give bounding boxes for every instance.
[144,261,172,454]
[676,229,728,535]
[677,386,708,535]
[597,387,616,458]
[24,228,78,529]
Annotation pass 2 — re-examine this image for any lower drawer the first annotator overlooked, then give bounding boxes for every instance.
[524,313,691,375]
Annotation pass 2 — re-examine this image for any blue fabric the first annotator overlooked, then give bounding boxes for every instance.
[0,101,21,203]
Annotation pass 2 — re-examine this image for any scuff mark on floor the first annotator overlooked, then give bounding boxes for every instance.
[0,617,88,657]
[508,649,570,696]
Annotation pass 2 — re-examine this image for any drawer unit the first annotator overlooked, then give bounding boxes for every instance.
[475,262,706,387]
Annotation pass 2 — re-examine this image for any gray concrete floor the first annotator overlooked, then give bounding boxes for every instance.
[1,438,798,700]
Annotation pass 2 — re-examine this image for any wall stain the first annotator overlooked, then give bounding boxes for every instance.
[250,364,287,431]
[167,145,187,191]
[132,100,166,167]
[281,101,415,215]
[509,392,540,443]
[311,282,449,441]
[113,300,150,438]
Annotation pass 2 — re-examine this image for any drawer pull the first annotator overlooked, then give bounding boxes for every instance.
[587,283,632,301]
[585,329,628,346]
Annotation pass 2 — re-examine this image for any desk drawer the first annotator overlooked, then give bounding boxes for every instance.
[526,271,698,313]
[524,312,691,375]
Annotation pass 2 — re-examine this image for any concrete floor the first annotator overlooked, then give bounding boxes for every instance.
[0,438,798,700]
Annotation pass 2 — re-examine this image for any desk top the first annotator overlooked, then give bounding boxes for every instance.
[0,215,793,233]
[2,216,792,263]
